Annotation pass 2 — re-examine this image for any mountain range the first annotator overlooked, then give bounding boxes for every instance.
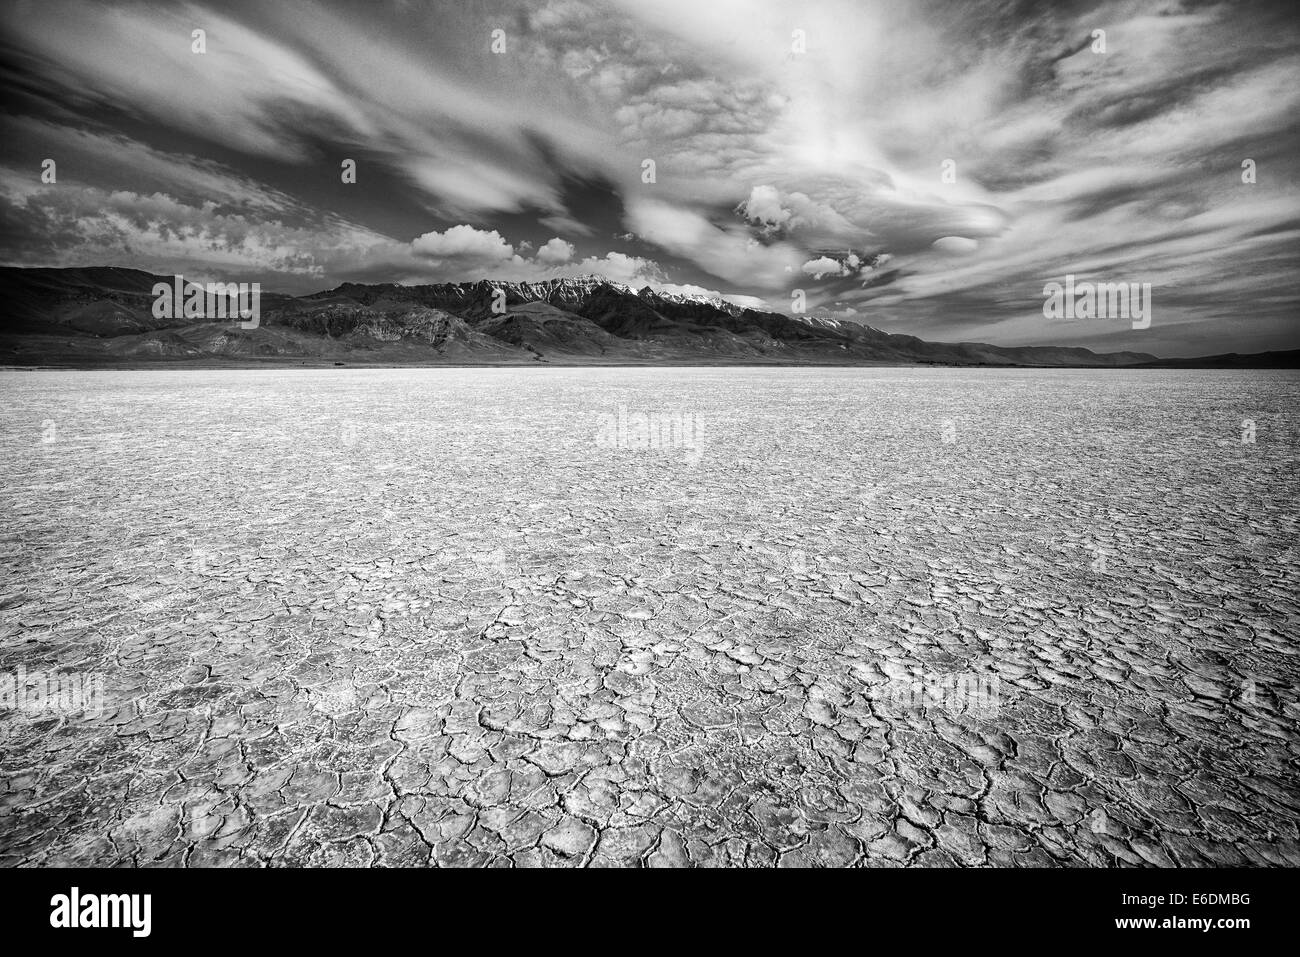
[1,266,1294,368]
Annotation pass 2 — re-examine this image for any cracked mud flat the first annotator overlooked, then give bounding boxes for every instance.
[1,366,1298,868]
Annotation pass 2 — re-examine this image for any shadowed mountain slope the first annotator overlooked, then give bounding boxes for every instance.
[0,265,1238,368]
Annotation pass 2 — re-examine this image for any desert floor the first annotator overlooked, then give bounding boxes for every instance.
[1,366,1297,867]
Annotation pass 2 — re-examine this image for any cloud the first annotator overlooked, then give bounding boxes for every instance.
[400,228,668,286]
[801,257,845,279]
[539,213,596,237]
[535,237,575,265]
[0,174,400,290]
[568,251,665,285]
[4,3,377,162]
[626,198,804,289]
[403,228,667,285]
[738,185,790,231]
[931,237,979,255]
[738,184,868,248]
[1,0,1297,352]
[411,225,514,263]
[0,176,669,293]
[0,117,298,215]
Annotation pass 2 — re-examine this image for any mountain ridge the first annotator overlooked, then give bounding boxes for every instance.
[1,264,1290,368]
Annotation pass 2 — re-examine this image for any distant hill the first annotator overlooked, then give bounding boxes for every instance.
[1135,350,1300,369]
[0,263,1254,369]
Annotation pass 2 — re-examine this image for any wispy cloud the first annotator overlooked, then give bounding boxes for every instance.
[0,0,1296,353]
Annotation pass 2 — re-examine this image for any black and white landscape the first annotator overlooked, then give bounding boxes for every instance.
[1,0,1298,876]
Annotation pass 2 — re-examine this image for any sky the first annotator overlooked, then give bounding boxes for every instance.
[0,0,1297,355]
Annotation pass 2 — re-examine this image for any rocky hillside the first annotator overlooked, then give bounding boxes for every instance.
[0,266,1170,367]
